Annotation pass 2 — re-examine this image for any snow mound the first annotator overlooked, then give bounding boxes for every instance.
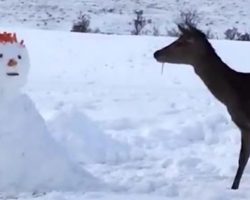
[48,109,130,164]
[0,94,103,194]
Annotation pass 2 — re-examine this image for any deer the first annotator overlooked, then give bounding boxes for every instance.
[153,23,250,190]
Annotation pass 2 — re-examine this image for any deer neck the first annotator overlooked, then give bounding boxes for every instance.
[192,53,237,104]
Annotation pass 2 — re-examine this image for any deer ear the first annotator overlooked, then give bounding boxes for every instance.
[178,24,187,34]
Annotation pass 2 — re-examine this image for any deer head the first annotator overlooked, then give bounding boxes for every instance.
[154,24,212,66]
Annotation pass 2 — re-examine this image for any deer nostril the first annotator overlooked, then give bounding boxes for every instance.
[153,51,160,59]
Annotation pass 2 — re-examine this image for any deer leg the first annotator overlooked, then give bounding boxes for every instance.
[231,131,250,190]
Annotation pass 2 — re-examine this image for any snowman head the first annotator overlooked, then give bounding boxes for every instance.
[0,32,30,96]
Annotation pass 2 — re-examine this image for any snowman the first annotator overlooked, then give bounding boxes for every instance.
[0,32,102,195]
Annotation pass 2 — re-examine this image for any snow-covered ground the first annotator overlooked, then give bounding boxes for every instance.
[0,0,250,38]
[0,25,250,200]
[0,27,245,199]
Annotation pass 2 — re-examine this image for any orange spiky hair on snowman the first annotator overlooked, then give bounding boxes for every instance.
[0,32,24,45]
[0,32,29,96]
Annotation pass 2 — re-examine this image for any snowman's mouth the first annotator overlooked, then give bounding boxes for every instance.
[6,72,19,76]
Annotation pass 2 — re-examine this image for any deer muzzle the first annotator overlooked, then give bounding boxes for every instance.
[153,50,165,63]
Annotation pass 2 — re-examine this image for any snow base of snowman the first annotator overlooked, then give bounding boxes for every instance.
[0,94,104,194]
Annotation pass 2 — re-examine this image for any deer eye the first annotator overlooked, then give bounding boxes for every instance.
[17,55,22,59]
[0,54,3,58]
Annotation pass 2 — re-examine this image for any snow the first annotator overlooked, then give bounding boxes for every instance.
[0,0,250,38]
[48,108,130,164]
[0,94,103,194]
[0,28,250,199]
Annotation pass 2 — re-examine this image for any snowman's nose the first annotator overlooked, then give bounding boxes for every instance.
[7,59,17,67]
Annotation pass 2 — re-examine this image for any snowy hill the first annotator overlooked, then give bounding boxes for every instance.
[0,27,245,199]
[0,0,250,38]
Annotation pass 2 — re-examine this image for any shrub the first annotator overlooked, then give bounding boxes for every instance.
[166,27,180,37]
[178,9,201,27]
[225,27,250,41]
[71,12,91,33]
[131,10,146,35]
[152,26,160,36]
[166,9,202,37]
[205,29,216,39]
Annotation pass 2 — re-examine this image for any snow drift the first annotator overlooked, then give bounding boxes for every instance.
[48,108,130,164]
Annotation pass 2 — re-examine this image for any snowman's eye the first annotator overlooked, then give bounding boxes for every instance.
[0,54,3,58]
[17,55,22,59]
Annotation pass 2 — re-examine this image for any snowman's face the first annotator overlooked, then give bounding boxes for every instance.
[0,43,30,91]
